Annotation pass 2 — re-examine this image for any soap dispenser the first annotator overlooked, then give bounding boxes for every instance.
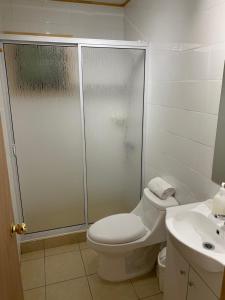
[212,182,225,216]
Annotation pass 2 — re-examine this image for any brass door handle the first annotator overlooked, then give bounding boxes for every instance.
[11,223,27,235]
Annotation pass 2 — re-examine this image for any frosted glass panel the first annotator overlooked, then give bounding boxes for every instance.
[82,47,145,223]
[4,44,84,232]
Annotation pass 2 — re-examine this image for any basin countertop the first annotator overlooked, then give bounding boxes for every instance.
[166,200,225,272]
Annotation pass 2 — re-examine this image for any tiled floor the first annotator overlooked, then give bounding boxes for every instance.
[21,241,163,300]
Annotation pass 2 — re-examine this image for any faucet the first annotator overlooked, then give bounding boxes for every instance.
[214,214,225,221]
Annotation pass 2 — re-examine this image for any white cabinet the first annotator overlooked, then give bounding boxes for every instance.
[187,268,217,300]
[164,238,189,300]
[164,236,221,300]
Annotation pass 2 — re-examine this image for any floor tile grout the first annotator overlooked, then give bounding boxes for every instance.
[21,243,161,300]
[44,248,47,300]
[23,284,46,292]
[80,247,94,300]
[21,245,89,293]
[80,251,87,274]
[129,278,140,299]
[23,275,162,293]
[140,292,163,299]
[86,275,94,300]
[23,286,45,292]
[23,274,95,291]
[45,274,89,287]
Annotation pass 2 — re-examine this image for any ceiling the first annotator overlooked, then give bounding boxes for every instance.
[53,0,130,7]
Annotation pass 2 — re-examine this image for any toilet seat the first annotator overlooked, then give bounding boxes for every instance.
[88,213,147,244]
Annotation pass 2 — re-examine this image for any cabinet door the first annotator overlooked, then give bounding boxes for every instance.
[187,268,218,300]
[164,238,189,300]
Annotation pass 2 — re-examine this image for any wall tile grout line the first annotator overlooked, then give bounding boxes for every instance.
[149,79,223,83]
[152,127,216,149]
[149,127,215,150]
[150,103,219,116]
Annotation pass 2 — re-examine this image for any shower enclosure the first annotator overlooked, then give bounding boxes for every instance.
[1,37,147,238]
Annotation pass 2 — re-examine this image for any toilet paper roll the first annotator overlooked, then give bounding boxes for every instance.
[148,177,175,200]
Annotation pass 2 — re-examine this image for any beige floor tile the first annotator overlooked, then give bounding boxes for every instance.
[79,241,89,250]
[24,287,45,300]
[45,243,79,256]
[45,251,85,285]
[21,258,45,290]
[81,248,98,275]
[88,274,138,300]
[144,293,163,300]
[46,277,92,300]
[131,272,160,299]
[21,250,44,262]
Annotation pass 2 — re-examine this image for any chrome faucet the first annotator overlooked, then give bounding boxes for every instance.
[214,214,225,220]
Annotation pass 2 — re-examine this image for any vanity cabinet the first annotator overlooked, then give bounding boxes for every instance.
[187,268,217,300]
[164,237,222,300]
[164,238,189,300]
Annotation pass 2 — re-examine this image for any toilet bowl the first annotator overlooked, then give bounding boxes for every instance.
[87,188,178,282]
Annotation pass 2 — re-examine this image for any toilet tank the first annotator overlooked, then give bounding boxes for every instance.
[132,188,178,230]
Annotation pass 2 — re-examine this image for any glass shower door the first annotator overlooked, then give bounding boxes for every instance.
[4,44,85,233]
[82,47,145,223]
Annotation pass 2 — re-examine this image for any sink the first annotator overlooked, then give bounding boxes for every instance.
[166,201,225,272]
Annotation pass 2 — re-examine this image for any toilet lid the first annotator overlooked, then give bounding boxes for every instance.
[88,213,147,244]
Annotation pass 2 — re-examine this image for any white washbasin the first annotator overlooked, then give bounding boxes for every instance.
[166,200,225,272]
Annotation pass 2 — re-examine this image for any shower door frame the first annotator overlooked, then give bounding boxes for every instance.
[0,35,149,241]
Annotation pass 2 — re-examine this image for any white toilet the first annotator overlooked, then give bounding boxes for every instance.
[87,187,178,282]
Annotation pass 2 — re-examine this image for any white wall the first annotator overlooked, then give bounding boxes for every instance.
[125,0,225,204]
[125,0,225,44]
[0,0,124,40]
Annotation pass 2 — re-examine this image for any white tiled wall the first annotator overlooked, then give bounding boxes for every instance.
[125,0,225,204]
[0,0,124,40]
[125,0,225,44]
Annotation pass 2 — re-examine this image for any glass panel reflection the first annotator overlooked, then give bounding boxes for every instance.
[4,44,85,232]
[82,47,145,223]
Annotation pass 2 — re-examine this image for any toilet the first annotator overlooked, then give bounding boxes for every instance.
[87,188,178,282]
